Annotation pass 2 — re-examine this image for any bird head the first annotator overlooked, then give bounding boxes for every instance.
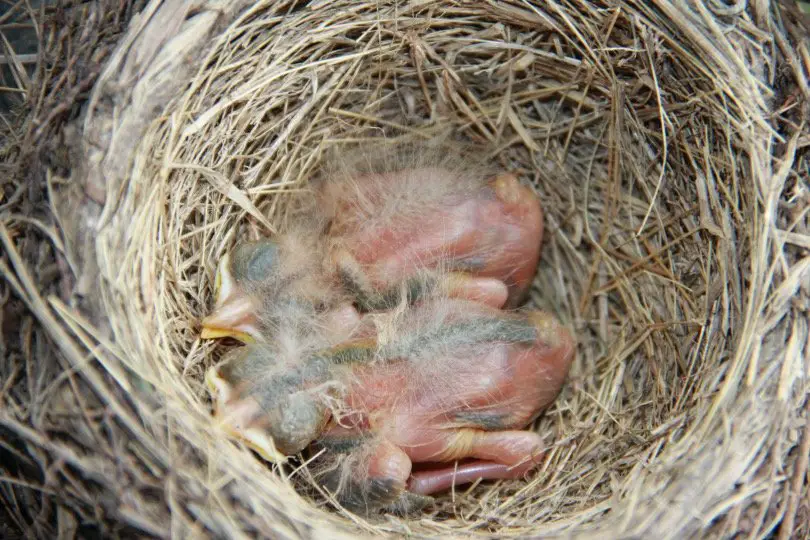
[206,344,331,462]
[201,240,280,342]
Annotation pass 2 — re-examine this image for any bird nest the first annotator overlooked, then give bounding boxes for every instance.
[2,0,809,538]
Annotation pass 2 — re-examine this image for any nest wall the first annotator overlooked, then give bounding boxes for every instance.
[1,0,808,538]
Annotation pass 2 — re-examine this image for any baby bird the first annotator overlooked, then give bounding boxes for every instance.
[206,298,575,514]
[202,143,544,341]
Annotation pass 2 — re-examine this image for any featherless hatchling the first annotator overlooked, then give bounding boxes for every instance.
[205,297,574,514]
[201,145,543,342]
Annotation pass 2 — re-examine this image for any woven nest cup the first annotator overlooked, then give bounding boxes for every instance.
[4,1,809,538]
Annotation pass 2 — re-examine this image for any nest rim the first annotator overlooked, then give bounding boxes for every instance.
[2,0,809,538]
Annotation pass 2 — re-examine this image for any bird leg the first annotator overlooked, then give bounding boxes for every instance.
[331,247,508,310]
[407,429,545,495]
[318,439,416,515]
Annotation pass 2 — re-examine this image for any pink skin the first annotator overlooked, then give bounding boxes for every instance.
[325,170,543,308]
[321,300,574,498]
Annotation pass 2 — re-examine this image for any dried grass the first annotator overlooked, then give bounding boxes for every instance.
[1,0,809,538]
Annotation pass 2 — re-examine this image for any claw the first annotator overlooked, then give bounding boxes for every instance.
[386,491,435,515]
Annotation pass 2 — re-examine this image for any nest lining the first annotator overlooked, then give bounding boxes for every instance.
[1,0,808,538]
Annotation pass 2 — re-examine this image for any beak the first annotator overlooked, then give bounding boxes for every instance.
[205,364,235,404]
[205,365,288,463]
[201,253,257,342]
[200,300,258,342]
[237,427,288,463]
